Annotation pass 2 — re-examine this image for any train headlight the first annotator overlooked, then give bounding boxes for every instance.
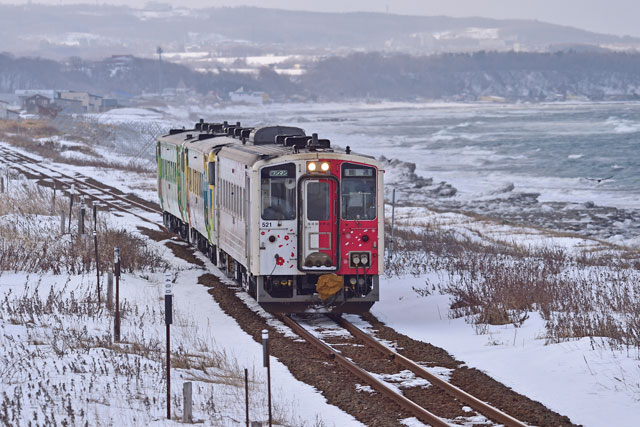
[349,277,357,285]
[352,254,361,265]
[360,254,369,265]
[320,162,330,171]
[307,162,317,172]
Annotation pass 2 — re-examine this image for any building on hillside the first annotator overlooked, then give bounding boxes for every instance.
[23,94,51,113]
[229,87,267,104]
[6,109,20,120]
[57,91,103,113]
[15,89,56,101]
[54,97,84,114]
[0,100,7,119]
[0,101,20,120]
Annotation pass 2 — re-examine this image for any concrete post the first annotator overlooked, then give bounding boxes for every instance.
[183,382,193,423]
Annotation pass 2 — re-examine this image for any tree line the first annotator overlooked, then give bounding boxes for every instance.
[2,50,640,102]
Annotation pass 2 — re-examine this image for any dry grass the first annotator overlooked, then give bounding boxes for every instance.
[388,220,640,353]
[0,179,166,274]
[0,119,58,138]
[0,276,326,426]
[0,119,154,174]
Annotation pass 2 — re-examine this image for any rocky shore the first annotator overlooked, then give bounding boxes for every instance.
[381,156,640,248]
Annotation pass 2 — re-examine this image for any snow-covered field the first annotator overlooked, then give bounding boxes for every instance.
[0,177,362,426]
[374,206,640,427]
[2,104,640,426]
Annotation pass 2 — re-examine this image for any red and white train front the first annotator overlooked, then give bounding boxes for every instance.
[254,152,384,313]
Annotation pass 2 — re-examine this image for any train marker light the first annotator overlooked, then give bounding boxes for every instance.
[352,254,361,265]
[360,254,369,265]
[320,162,330,171]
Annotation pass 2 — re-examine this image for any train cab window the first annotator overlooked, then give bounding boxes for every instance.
[306,181,330,221]
[341,163,376,220]
[261,163,296,220]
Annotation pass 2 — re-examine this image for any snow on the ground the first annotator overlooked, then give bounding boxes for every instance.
[373,207,640,427]
[4,111,640,426]
[0,255,363,426]
[0,175,363,426]
[93,108,166,124]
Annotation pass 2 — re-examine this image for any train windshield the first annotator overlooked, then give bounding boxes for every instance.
[341,163,376,220]
[306,181,330,221]
[261,163,296,220]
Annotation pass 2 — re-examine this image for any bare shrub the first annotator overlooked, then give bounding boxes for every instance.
[0,119,155,174]
[388,216,640,351]
[0,181,166,274]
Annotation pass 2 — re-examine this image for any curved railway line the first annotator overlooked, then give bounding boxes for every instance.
[0,145,162,223]
[1,143,567,426]
[278,314,527,427]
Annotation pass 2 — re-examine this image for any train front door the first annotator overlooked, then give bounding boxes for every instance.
[299,177,339,271]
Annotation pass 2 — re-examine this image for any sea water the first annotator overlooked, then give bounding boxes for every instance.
[214,101,640,211]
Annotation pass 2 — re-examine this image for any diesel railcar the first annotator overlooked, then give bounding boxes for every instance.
[157,120,384,313]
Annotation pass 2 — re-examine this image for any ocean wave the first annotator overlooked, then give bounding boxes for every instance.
[605,117,640,134]
[431,129,480,141]
[568,154,583,159]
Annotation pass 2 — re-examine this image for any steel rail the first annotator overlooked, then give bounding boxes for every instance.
[276,314,451,427]
[0,149,161,225]
[332,316,528,427]
[0,146,162,215]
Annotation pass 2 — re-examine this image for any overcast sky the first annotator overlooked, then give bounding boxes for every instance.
[3,0,638,37]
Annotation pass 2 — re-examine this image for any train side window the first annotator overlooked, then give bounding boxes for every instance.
[224,181,228,211]
[233,184,237,215]
[231,183,235,214]
[235,184,239,215]
[261,163,296,220]
[242,188,246,220]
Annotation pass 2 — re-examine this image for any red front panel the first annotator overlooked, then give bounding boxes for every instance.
[320,159,380,276]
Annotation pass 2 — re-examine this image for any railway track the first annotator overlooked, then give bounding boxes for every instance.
[278,313,528,427]
[1,143,545,426]
[0,145,162,223]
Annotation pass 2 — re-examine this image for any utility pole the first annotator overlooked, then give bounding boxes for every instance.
[157,46,164,95]
[262,330,272,427]
[165,272,174,420]
[79,195,86,235]
[94,230,100,304]
[68,184,75,233]
[389,188,396,259]
[114,247,121,342]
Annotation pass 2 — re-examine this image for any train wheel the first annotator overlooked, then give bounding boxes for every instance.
[235,261,243,284]
[199,236,207,253]
[179,223,188,240]
[248,276,257,298]
[209,245,218,266]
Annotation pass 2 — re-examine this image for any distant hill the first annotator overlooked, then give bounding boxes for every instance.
[0,4,638,59]
[0,53,296,99]
[301,51,640,101]
[3,51,640,103]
